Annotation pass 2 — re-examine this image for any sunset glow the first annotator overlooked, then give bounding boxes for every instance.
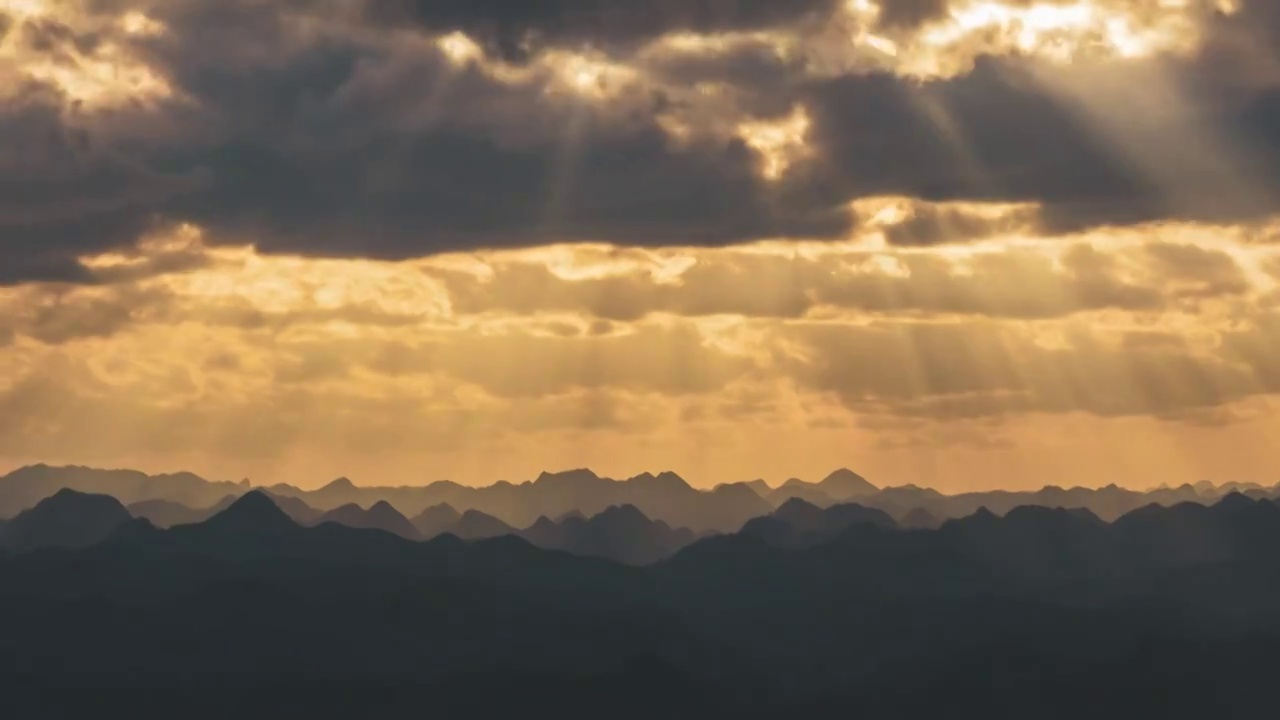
[1,0,1277,491]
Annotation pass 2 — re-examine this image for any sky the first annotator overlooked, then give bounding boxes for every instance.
[1,0,1279,491]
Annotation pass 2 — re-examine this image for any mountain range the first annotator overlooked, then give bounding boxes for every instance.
[5,464,1275,534]
[118,487,707,565]
[5,483,1280,714]
[0,489,133,552]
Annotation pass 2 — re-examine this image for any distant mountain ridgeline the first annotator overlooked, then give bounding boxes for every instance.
[0,480,708,566]
[6,482,1280,577]
[0,465,250,519]
[3,464,1275,536]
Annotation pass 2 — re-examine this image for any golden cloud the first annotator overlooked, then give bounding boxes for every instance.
[1,0,1278,489]
[838,0,1235,78]
[0,210,1275,487]
[0,0,173,107]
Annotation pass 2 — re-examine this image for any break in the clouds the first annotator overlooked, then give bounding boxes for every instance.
[1,0,1280,488]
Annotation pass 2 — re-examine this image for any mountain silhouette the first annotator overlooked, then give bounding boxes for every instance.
[0,490,1279,714]
[449,509,518,541]
[0,464,246,517]
[255,468,772,532]
[366,500,421,539]
[899,507,943,529]
[1110,493,1280,568]
[128,496,237,528]
[307,476,362,507]
[776,497,894,530]
[520,515,566,548]
[816,468,878,498]
[258,491,323,525]
[196,491,298,539]
[12,464,1267,536]
[768,469,879,508]
[0,489,132,551]
[519,504,700,565]
[411,503,462,538]
[316,501,420,540]
[768,481,837,508]
[741,498,896,548]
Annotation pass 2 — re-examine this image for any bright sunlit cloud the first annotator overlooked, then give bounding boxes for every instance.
[840,0,1235,78]
[0,0,172,107]
[0,211,1273,484]
[737,105,814,181]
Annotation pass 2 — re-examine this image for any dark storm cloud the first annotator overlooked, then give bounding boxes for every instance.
[805,67,1176,229]
[802,64,1138,210]
[0,0,850,282]
[5,0,1280,283]
[162,125,848,257]
[0,84,207,285]
[874,0,949,30]
[803,54,1280,232]
[363,0,841,57]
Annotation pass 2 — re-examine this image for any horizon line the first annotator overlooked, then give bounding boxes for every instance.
[3,462,1276,497]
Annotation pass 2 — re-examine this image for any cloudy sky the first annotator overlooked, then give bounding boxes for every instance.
[1,0,1278,490]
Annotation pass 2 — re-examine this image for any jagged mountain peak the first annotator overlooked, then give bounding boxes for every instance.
[204,491,295,532]
[819,469,877,497]
[592,504,652,525]
[321,477,357,491]
[631,471,691,489]
[0,489,133,551]
[535,469,600,485]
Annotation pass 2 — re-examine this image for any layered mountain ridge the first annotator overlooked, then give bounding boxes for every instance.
[5,464,1274,535]
[5,481,1280,712]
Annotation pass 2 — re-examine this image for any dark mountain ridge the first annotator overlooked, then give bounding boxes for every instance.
[0,464,248,518]
[315,501,420,540]
[128,496,238,529]
[740,498,896,548]
[120,493,703,565]
[408,502,459,535]
[7,464,1275,537]
[3,491,1280,713]
[270,467,776,532]
[519,504,701,566]
[0,489,133,551]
